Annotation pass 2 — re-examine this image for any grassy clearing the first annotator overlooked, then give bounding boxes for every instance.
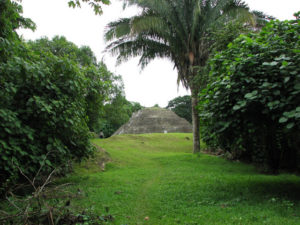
[61,133,300,225]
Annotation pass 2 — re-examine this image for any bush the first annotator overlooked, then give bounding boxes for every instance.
[0,1,104,194]
[0,0,137,194]
[0,45,95,193]
[27,36,111,133]
[199,15,300,172]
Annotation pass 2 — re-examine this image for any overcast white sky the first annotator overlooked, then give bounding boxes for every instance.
[18,0,300,107]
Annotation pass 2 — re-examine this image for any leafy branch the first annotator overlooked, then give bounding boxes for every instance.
[68,0,110,15]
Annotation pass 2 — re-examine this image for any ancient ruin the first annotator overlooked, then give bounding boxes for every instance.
[113,107,192,135]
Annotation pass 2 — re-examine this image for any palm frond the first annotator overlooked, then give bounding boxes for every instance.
[104,18,131,42]
[106,35,171,67]
[104,0,261,88]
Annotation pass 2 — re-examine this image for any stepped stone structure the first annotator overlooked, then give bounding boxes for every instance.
[113,107,192,135]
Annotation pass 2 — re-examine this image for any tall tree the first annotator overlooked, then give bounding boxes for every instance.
[104,0,263,153]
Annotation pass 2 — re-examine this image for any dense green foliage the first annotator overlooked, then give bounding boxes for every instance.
[200,17,300,172]
[0,0,35,63]
[27,36,143,138]
[0,1,116,194]
[0,0,35,41]
[68,0,110,15]
[27,37,142,138]
[28,36,97,66]
[0,42,96,192]
[57,134,300,224]
[27,36,113,133]
[166,95,192,123]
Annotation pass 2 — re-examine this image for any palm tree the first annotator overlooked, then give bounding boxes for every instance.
[104,0,263,153]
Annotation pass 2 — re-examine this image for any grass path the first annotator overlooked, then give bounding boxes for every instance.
[133,161,163,222]
[63,133,300,225]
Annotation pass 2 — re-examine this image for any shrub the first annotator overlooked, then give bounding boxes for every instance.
[27,36,111,133]
[0,45,95,193]
[199,15,300,172]
[0,1,100,192]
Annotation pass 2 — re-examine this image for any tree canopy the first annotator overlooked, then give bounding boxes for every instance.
[68,0,110,15]
[166,95,192,123]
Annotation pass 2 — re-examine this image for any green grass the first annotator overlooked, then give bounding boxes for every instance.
[62,133,300,225]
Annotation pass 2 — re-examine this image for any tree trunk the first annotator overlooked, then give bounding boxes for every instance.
[191,88,200,153]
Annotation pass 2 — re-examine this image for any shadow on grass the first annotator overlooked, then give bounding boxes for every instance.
[158,154,300,206]
[244,180,300,201]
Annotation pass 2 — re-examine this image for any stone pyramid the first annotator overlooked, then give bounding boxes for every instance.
[113,107,192,135]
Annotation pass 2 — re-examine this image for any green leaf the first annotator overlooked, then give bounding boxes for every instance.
[267,100,280,109]
[244,90,258,99]
[45,160,52,166]
[284,77,290,83]
[270,61,278,66]
[27,133,34,141]
[4,128,12,134]
[279,117,288,123]
[293,49,300,53]
[263,61,278,66]
[286,123,294,129]
[262,82,271,87]
[252,90,258,95]
[0,140,8,149]
[239,101,246,107]
[233,105,241,111]
[273,90,280,95]
[283,111,295,118]
[245,93,253,99]
[244,36,253,44]
[46,144,52,151]
[294,83,300,90]
[68,1,76,8]
[262,62,270,66]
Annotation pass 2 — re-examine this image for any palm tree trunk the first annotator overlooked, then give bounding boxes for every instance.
[191,88,200,153]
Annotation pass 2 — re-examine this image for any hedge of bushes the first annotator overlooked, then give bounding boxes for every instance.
[200,14,300,172]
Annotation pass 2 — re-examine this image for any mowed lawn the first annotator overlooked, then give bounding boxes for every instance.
[62,133,300,225]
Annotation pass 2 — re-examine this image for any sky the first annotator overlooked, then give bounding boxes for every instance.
[18,0,300,107]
